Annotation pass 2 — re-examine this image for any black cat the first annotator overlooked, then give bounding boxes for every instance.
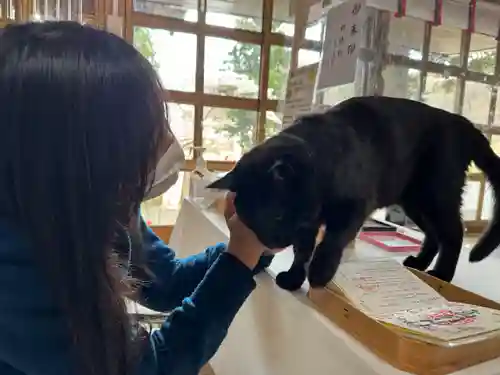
[208,96,500,291]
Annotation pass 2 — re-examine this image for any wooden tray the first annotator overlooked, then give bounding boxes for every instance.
[308,269,500,375]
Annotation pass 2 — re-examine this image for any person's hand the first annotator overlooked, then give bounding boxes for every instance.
[224,192,277,270]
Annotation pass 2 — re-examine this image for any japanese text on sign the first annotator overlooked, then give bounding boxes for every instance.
[316,0,366,90]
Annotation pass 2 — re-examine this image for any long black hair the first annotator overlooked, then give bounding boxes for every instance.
[0,22,167,375]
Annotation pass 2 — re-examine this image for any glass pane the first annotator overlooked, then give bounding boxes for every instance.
[134,27,196,92]
[494,91,500,128]
[134,0,198,20]
[265,111,282,138]
[423,73,457,113]
[202,107,258,161]
[322,83,355,106]
[484,137,500,201]
[429,25,462,65]
[491,134,500,155]
[305,19,324,42]
[272,21,295,37]
[168,103,195,157]
[382,66,420,100]
[0,0,15,19]
[462,82,492,125]
[206,0,262,31]
[141,171,187,226]
[388,16,425,59]
[273,0,293,29]
[468,33,497,76]
[298,49,321,68]
[462,179,480,221]
[482,181,494,220]
[204,37,260,98]
[268,45,292,100]
[34,0,83,20]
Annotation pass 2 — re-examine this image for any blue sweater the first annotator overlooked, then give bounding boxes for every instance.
[0,222,273,375]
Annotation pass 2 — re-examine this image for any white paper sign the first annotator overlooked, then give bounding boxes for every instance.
[317,0,366,90]
[282,63,319,128]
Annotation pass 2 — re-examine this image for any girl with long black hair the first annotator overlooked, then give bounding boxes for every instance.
[0,21,278,375]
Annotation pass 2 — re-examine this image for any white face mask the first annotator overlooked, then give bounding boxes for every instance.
[144,135,185,201]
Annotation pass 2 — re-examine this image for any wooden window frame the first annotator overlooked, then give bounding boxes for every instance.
[125,0,320,172]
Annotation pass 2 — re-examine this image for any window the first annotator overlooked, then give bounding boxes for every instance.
[382,66,420,100]
[141,172,188,226]
[32,0,90,19]
[423,73,457,113]
[134,0,198,21]
[322,83,355,106]
[268,45,292,100]
[167,103,195,156]
[491,134,500,155]
[462,82,492,125]
[482,181,495,220]
[481,135,500,220]
[133,27,197,92]
[495,92,500,127]
[272,0,293,34]
[304,20,324,42]
[202,107,257,161]
[387,16,425,59]
[429,25,462,65]
[462,180,481,221]
[298,49,321,68]
[468,33,497,76]
[273,22,295,37]
[204,37,261,98]
[266,110,282,138]
[206,0,263,31]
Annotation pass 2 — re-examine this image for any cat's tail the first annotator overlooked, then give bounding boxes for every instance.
[469,125,500,262]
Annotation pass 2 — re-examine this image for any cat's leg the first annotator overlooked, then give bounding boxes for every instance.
[308,205,366,288]
[419,163,465,282]
[425,203,463,282]
[401,202,439,271]
[275,224,319,291]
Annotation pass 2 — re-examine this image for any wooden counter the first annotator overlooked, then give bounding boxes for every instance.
[166,198,500,375]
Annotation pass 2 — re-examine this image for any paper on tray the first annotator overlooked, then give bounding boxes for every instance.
[333,259,446,317]
[383,302,500,342]
[332,259,500,343]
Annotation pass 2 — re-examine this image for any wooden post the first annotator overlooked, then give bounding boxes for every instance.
[290,0,315,71]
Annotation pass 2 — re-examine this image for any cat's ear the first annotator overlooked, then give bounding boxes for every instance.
[268,160,294,183]
[206,172,236,191]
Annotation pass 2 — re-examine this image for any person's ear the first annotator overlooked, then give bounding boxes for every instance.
[206,171,236,191]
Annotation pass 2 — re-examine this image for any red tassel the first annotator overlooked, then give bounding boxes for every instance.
[394,0,407,18]
[468,0,477,33]
[433,0,443,26]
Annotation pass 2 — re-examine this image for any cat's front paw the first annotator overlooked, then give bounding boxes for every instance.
[276,269,306,291]
[403,255,427,271]
[307,270,334,289]
[427,269,454,283]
